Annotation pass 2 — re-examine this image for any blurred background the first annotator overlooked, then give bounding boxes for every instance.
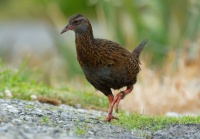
[0,0,199,115]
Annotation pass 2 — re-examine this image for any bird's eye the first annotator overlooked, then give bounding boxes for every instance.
[73,20,79,24]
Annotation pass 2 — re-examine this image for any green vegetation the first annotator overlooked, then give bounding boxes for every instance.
[40,116,50,125]
[0,60,107,110]
[1,0,200,77]
[73,127,86,135]
[25,105,34,109]
[0,59,55,100]
[0,60,200,131]
[96,0,200,66]
[112,112,200,131]
[0,0,199,134]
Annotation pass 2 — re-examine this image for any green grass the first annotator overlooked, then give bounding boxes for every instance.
[25,104,34,109]
[40,116,50,125]
[60,86,108,110]
[1,60,200,132]
[73,127,86,135]
[0,59,55,100]
[0,59,108,110]
[112,111,200,131]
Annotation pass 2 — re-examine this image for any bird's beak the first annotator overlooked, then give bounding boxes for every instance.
[60,24,73,34]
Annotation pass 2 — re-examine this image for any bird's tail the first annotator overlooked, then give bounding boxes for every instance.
[132,39,148,60]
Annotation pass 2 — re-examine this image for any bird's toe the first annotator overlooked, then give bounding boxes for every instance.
[104,115,119,122]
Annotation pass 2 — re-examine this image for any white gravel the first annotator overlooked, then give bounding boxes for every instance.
[0,99,199,139]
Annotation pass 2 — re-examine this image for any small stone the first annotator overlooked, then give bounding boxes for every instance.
[6,105,19,113]
[0,99,199,139]
[30,94,37,100]
[88,130,95,135]
[11,119,23,125]
[75,103,81,109]
[4,89,12,98]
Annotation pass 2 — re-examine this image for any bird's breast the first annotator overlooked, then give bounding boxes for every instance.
[82,65,111,80]
[76,45,106,67]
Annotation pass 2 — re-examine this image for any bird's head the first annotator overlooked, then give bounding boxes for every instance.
[61,14,89,35]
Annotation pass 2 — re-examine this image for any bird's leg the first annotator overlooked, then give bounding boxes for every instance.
[104,86,133,121]
[114,86,133,113]
[105,94,118,122]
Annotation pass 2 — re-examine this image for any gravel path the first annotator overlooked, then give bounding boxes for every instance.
[0,99,199,139]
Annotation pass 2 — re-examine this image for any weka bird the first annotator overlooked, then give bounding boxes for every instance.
[61,14,148,122]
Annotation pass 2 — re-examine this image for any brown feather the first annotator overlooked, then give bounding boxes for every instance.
[61,14,147,103]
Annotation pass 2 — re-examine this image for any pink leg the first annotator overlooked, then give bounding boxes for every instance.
[105,94,118,122]
[104,86,133,122]
[114,86,133,113]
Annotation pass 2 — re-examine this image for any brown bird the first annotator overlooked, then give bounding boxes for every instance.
[61,14,148,122]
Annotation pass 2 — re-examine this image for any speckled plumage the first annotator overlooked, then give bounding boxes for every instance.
[61,14,148,121]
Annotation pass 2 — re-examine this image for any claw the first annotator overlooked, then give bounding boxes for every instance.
[105,86,133,122]
[104,115,119,122]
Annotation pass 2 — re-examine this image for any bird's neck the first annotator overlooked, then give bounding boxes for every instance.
[75,24,95,67]
[75,24,94,46]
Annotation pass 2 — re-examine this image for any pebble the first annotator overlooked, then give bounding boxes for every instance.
[0,99,199,139]
[4,90,12,98]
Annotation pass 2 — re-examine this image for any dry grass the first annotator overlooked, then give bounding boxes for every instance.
[117,41,200,115]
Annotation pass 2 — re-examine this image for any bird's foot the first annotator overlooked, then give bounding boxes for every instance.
[104,115,118,122]
[114,91,126,113]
